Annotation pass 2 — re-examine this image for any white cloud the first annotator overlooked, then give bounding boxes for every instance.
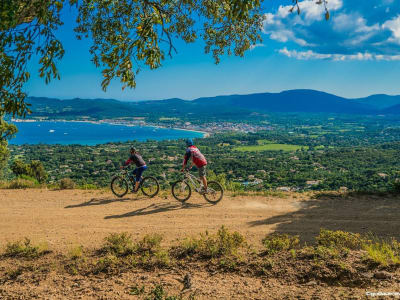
[264,0,400,60]
[279,47,400,61]
[383,15,400,42]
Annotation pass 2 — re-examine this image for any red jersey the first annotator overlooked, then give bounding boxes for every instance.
[183,146,207,168]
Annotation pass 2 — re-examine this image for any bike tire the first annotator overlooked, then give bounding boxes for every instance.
[110,176,129,198]
[140,176,160,198]
[203,181,224,204]
[171,180,191,203]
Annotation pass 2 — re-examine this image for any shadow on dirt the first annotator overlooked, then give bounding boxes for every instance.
[248,192,400,243]
[104,202,210,219]
[64,195,147,209]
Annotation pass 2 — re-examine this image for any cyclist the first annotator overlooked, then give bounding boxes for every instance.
[121,147,147,193]
[181,138,208,193]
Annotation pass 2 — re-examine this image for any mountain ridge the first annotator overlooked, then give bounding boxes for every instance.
[25,89,400,119]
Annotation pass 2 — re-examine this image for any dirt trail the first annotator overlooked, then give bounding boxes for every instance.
[1,189,400,249]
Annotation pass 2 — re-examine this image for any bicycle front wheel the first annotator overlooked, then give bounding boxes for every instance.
[140,176,160,198]
[171,180,191,203]
[203,181,224,204]
[111,176,129,198]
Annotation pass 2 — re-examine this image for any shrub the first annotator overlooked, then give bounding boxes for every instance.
[94,255,118,273]
[102,232,135,257]
[136,233,163,254]
[174,226,245,259]
[7,178,36,189]
[363,237,400,267]
[392,181,400,194]
[262,233,299,255]
[58,178,76,190]
[4,238,49,258]
[68,245,84,260]
[317,229,362,251]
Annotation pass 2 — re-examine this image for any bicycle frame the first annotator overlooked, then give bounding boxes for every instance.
[118,169,138,189]
[182,171,203,192]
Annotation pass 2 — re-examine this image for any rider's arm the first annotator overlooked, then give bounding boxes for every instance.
[123,157,132,167]
[182,150,191,170]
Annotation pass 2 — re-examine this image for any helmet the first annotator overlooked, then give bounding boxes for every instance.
[130,146,137,152]
[185,138,193,147]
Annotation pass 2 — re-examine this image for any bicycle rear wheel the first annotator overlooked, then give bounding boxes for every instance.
[203,181,224,204]
[140,176,160,198]
[171,180,191,203]
[111,176,129,198]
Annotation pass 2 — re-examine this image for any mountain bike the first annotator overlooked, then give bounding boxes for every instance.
[110,168,159,198]
[171,169,224,204]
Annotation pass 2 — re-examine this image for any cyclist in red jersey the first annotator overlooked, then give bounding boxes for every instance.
[181,139,208,193]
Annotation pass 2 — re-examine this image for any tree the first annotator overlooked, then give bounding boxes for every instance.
[29,160,48,183]
[0,116,17,176]
[10,159,48,183]
[10,159,29,177]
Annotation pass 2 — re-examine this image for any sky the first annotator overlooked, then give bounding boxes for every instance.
[25,0,400,101]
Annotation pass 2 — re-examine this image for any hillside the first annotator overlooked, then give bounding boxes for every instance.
[1,189,400,299]
[25,89,400,120]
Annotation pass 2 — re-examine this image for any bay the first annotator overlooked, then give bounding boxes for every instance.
[9,121,205,145]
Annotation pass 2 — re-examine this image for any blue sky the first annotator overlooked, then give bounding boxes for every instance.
[25,0,400,100]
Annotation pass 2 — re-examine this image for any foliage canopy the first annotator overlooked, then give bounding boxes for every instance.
[1,0,266,116]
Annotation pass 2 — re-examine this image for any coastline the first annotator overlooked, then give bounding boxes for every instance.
[10,118,210,140]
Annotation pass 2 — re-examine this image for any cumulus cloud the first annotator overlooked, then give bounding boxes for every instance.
[264,0,400,60]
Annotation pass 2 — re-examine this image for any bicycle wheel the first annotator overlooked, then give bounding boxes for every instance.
[203,181,224,204]
[110,176,129,198]
[171,180,191,203]
[140,176,160,198]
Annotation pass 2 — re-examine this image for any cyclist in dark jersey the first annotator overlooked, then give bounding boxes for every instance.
[120,147,147,192]
[181,139,208,193]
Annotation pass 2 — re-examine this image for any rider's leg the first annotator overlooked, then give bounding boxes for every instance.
[134,166,147,192]
[199,166,207,190]
[201,176,208,189]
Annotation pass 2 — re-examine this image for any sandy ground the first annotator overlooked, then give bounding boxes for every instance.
[1,189,400,249]
[1,189,400,299]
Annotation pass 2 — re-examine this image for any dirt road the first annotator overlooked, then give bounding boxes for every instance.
[1,189,400,249]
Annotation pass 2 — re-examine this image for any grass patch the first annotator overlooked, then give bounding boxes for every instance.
[234,143,308,152]
[4,238,50,259]
[102,232,135,257]
[5,178,37,189]
[173,226,246,270]
[262,233,299,256]
[317,229,362,251]
[99,233,170,271]
[363,237,400,267]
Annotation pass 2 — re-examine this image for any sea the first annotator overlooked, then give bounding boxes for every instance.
[8,121,205,145]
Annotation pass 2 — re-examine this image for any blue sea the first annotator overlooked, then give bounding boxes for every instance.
[9,121,204,145]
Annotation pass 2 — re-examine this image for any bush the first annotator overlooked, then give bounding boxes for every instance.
[7,178,36,189]
[174,226,245,259]
[4,238,49,258]
[363,237,400,267]
[136,233,163,254]
[58,178,76,190]
[262,233,299,255]
[317,229,362,251]
[102,232,135,257]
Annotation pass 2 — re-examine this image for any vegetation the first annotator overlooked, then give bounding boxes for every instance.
[1,227,400,290]
[10,159,47,183]
[4,238,49,259]
[0,117,17,175]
